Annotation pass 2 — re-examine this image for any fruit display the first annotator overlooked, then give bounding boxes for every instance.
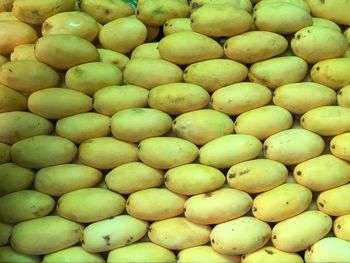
[1,0,350,262]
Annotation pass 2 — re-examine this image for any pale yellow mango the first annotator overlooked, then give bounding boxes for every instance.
[330,132,350,161]
[148,217,211,250]
[317,184,350,216]
[105,162,164,194]
[10,43,36,61]
[42,246,105,263]
[305,0,350,25]
[254,0,310,12]
[97,48,129,71]
[165,163,225,195]
[312,17,341,32]
[242,246,304,263]
[227,159,288,193]
[272,211,332,252]
[199,134,262,169]
[11,135,77,169]
[163,18,192,36]
[211,216,271,255]
[138,137,199,169]
[0,163,34,196]
[93,85,148,116]
[178,246,240,263]
[148,83,210,114]
[131,42,161,59]
[35,164,103,197]
[337,85,350,107]
[334,214,350,241]
[183,59,248,92]
[211,82,272,115]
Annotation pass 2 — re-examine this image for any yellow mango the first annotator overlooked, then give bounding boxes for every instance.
[184,188,252,224]
[82,215,148,253]
[165,163,225,195]
[93,85,148,116]
[163,18,192,36]
[12,0,75,25]
[242,246,304,263]
[0,11,19,22]
[79,137,138,170]
[105,162,164,194]
[56,112,110,144]
[227,159,288,193]
[107,242,175,263]
[301,106,350,136]
[0,21,37,55]
[148,217,211,250]
[199,134,262,169]
[65,62,123,96]
[124,58,183,89]
[172,109,234,145]
[337,84,350,107]
[138,137,199,169]
[0,60,59,93]
[0,190,55,223]
[111,108,172,142]
[291,26,347,63]
[178,246,240,263]
[317,184,350,216]
[99,17,147,54]
[10,43,36,61]
[211,82,272,115]
[57,188,125,223]
[97,48,129,71]
[254,0,310,12]
[334,214,350,241]
[131,42,161,59]
[330,132,350,161]
[35,164,103,197]
[42,11,99,42]
[248,56,308,89]
[189,0,240,10]
[34,34,99,70]
[0,163,34,196]
[191,4,253,37]
[28,88,92,119]
[183,59,248,93]
[310,58,350,90]
[235,105,293,140]
[312,17,341,32]
[224,31,288,63]
[211,216,271,256]
[126,188,187,221]
[272,211,332,252]
[294,154,350,191]
[136,0,189,27]
[42,246,105,263]
[0,222,12,246]
[158,31,223,65]
[253,3,312,34]
[80,0,134,24]
[148,83,210,114]
[273,82,336,114]
[0,111,53,144]
[0,246,40,263]
[305,237,350,263]
[11,215,83,255]
[11,135,77,169]
[253,183,312,222]
[264,129,325,165]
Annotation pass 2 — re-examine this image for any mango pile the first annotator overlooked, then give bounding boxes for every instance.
[1,0,350,262]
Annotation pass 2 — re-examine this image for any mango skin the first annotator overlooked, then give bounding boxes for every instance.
[97,48,129,71]
[158,31,224,65]
[337,85,350,107]
[42,246,105,263]
[242,246,304,263]
[178,246,240,263]
[163,18,192,36]
[317,184,350,216]
[0,222,12,246]
[10,215,84,256]
[131,42,161,59]
[334,214,350,242]
[330,132,350,161]
[0,163,34,196]
[0,246,40,263]
[0,142,10,164]
[11,43,36,61]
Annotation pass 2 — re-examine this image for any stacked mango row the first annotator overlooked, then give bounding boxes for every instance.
[1,0,350,262]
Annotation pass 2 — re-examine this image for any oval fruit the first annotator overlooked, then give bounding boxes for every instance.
[42,246,105,263]
[0,83,27,112]
[0,163,34,196]
[330,132,350,161]
[178,246,240,263]
[242,246,304,263]
[317,184,350,216]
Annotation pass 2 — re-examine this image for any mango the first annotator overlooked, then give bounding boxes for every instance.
[42,246,105,263]
[183,59,248,93]
[165,163,225,195]
[163,18,192,36]
[131,42,161,59]
[78,137,138,170]
[97,48,129,71]
[334,214,350,242]
[0,246,40,263]
[82,215,148,253]
[211,82,272,115]
[0,222,12,246]
[148,83,209,114]
[199,134,262,169]
[254,0,310,12]
[211,216,271,256]
[312,17,341,32]
[148,217,211,250]
[10,135,77,169]
[0,142,10,164]
[184,188,252,224]
[93,85,149,116]
[0,163,34,196]
[10,43,36,61]
[11,215,83,255]
[178,246,240,263]
[35,164,103,197]
[305,0,350,25]
[317,184,350,216]
[330,132,350,161]
[227,159,288,193]
[158,31,223,65]
[263,129,325,165]
[242,246,304,263]
[65,62,123,96]
[337,84,350,107]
